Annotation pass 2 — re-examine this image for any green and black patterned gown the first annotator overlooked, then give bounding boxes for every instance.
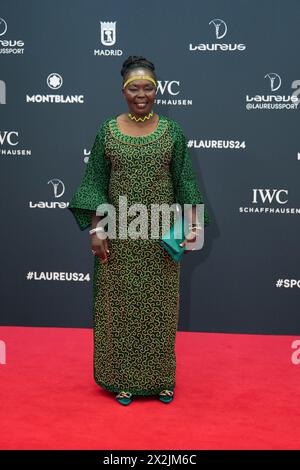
[68,114,210,396]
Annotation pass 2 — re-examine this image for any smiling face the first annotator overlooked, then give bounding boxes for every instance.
[122,67,157,117]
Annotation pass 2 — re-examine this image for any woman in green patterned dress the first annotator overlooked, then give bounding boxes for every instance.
[68,56,210,406]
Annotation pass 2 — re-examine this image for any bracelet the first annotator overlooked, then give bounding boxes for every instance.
[188,223,202,231]
[89,227,105,235]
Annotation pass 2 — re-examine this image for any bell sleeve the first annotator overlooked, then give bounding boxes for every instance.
[67,122,111,231]
[170,122,211,227]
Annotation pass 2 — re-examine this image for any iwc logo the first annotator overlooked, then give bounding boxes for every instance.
[154,80,193,107]
[239,188,299,220]
[0,129,32,158]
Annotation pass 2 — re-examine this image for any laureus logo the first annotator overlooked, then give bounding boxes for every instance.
[47,179,65,198]
[29,179,68,209]
[0,17,8,36]
[265,73,281,92]
[189,18,246,52]
[209,19,227,39]
[245,73,299,110]
[0,17,25,54]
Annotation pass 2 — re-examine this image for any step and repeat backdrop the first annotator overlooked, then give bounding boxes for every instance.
[1,1,299,333]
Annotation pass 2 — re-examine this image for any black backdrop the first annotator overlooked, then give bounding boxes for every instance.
[1,0,299,334]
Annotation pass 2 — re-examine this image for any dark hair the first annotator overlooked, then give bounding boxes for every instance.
[120,55,157,83]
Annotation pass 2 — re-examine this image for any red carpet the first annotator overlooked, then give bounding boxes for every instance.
[0,326,299,450]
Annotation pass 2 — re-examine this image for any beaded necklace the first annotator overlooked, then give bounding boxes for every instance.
[127,110,154,122]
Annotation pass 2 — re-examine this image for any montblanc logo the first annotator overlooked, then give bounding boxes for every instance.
[189,18,246,52]
[0,17,25,54]
[245,73,300,110]
[29,179,69,209]
[94,20,123,56]
[239,189,299,218]
[47,73,63,90]
[0,130,32,158]
[154,80,192,106]
[26,73,85,104]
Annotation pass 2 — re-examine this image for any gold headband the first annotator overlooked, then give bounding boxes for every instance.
[123,75,157,89]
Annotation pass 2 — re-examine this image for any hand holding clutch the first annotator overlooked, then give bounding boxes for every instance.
[159,217,202,262]
[180,223,202,254]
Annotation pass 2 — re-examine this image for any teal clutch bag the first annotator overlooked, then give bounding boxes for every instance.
[159,215,188,262]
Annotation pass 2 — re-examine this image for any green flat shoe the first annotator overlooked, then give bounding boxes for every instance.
[115,391,133,406]
[158,389,174,403]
